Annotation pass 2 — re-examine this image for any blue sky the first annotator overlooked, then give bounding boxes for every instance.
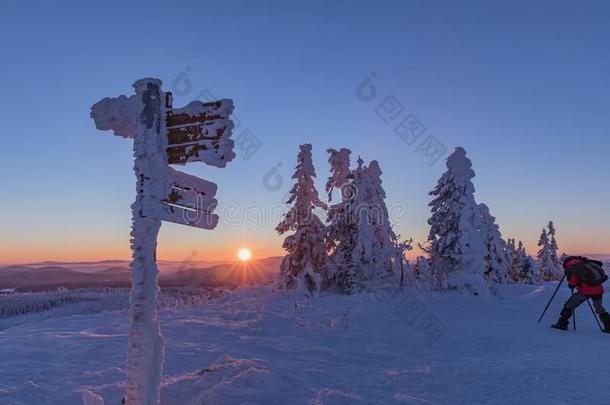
[1,0,609,263]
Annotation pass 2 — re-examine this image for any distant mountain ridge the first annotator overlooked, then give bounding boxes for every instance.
[21,260,128,266]
[0,257,283,292]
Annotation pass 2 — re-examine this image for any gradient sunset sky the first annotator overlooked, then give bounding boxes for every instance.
[1,0,609,264]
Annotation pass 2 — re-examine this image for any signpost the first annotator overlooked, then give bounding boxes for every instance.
[91,78,235,404]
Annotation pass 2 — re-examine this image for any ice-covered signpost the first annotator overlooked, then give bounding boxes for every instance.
[91,78,235,404]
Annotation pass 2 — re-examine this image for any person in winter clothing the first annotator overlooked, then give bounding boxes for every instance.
[552,256,610,332]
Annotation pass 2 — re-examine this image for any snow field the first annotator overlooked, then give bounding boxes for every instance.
[1,283,608,404]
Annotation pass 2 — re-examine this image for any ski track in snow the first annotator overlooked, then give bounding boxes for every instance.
[1,284,609,405]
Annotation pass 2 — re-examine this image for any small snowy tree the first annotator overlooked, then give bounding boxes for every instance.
[393,234,413,287]
[276,144,327,294]
[424,147,488,294]
[521,254,541,284]
[537,228,560,281]
[510,241,539,284]
[479,203,510,284]
[325,148,352,201]
[548,221,562,272]
[506,238,517,283]
[413,255,434,289]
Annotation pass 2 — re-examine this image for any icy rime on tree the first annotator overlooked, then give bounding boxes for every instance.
[505,238,516,281]
[363,161,399,278]
[412,256,433,289]
[506,238,519,282]
[350,158,396,284]
[537,225,561,281]
[349,158,380,284]
[547,221,562,272]
[521,254,541,284]
[424,147,488,294]
[478,203,511,284]
[506,239,540,284]
[276,144,327,294]
[323,149,401,292]
[90,78,235,404]
[325,148,358,291]
[392,234,414,288]
[324,148,352,201]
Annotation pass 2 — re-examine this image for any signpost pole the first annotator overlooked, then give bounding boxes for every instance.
[126,79,168,404]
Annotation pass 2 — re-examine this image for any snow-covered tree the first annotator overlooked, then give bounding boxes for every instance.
[276,144,327,294]
[537,228,560,281]
[325,148,358,292]
[424,147,488,294]
[548,221,562,271]
[361,160,399,276]
[325,151,400,292]
[325,148,352,201]
[392,234,413,287]
[478,203,511,284]
[349,157,380,282]
[340,158,394,285]
[506,238,517,283]
[509,241,539,284]
[521,255,541,284]
[413,255,430,277]
[409,254,449,290]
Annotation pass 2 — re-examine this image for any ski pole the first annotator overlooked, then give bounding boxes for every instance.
[538,274,566,323]
[587,299,604,331]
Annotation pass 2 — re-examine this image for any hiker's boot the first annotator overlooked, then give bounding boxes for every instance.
[599,312,610,333]
[551,308,572,331]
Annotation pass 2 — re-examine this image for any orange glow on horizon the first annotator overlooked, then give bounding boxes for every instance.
[1,228,607,266]
[0,239,284,266]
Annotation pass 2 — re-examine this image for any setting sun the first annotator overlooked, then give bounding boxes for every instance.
[237,248,252,262]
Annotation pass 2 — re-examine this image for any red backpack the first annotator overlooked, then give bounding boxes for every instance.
[567,257,608,286]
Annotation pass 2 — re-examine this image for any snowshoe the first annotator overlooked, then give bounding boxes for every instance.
[551,323,568,331]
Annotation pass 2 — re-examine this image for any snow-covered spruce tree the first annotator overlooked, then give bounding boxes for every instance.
[511,241,538,284]
[521,255,541,284]
[548,221,562,273]
[478,204,510,284]
[537,228,559,281]
[341,157,404,290]
[325,152,400,292]
[349,158,384,285]
[506,238,518,283]
[325,148,358,292]
[362,160,400,277]
[276,144,327,294]
[325,148,352,201]
[413,255,433,289]
[508,239,526,283]
[424,147,488,294]
[392,234,413,287]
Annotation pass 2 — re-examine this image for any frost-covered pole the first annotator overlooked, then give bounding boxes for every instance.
[126,79,168,404]
[91,77,235,404]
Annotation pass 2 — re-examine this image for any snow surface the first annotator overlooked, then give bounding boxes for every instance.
[1,284,609,404]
